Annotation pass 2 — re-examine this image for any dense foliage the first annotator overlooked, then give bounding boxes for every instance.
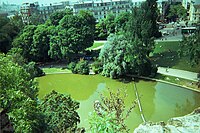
[39,90,80,132]
[167,4,187,21]
[95,12,130,40]
[0,16,21,53]
[179,30,200,65]
[0,54,42,132]
[89,88,136,132]
[68,60,90,75]
[13,9,96,62]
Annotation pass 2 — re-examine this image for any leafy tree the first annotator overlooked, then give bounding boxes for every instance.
[99,34,154,78]
[48,9,72,26]
[0,54,43,132]
[0,16,20,53]
[127,4,158,56]
[32,24,51,61]
[12,25,37,61]
[114,12,130,32]
[179,31,200,65]
[140,0,161,38]
[49,10,96,60]
[89,88,136,132]
[95,20,108,40]
[167,4,187,21]
[39,90,80,133]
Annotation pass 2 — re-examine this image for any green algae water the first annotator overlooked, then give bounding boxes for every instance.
[37,74,200,132]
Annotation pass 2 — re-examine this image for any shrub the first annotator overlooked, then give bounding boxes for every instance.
[75,60,89,75]
[91,59,103,74]
[68,60,90,75]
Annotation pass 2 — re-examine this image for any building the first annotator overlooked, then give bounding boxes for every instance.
[182,0,200,23]
[39,1,69,20]
[20,1,69,24]
[0,2,20,17]
[20,2,39,24]
[72,0,133,21]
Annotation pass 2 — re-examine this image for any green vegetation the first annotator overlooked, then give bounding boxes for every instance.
[68,60,90,75]
[0,54,80,132]
[12,9,96,62]
[167,4,187,21]
[0,15,22,53]
[152,41,200,72]
[89,88,136,132]
[39,90,80,132]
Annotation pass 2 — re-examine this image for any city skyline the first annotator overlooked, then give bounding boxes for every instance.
[0,0,70,5]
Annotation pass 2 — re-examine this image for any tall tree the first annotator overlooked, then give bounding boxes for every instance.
[140,0,161,38]
[0,54,43,132]
[12,25,37,61]
[167,4,187,21]
[49,10,96,60]
[0,16,20,53]
[179,30,200,65]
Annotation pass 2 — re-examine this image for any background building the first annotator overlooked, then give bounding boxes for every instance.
[182,0,200,23]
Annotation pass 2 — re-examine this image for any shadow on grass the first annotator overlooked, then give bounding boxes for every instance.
[151,51,180,67]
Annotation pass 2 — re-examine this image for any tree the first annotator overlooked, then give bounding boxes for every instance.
[0,16,20,53]
[39,90,80,132]
[140,0,161,38]
[32,24,51,61]
[167,4,187,21]
[12,25,37,61]
[99,34,154,78]
[114,12,130,32]
[89,88,136,132]
[49,10,96,60]
[48,9,72,26]
[0,54,43,132]
[179,30,200,65]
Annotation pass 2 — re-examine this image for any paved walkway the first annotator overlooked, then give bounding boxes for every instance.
[157,67,199,82]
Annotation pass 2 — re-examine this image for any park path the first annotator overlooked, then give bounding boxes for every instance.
[157,67,199,82]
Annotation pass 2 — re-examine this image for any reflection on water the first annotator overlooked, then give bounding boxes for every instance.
[38,74,200,132]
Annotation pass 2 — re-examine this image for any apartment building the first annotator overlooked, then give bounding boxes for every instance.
[20,1,69,24]
[40,2,69,20]
[182,0,200,23]
[20,2,39,24]
[72,0,133,21]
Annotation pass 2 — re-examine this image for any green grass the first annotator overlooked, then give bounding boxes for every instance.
[153,41,181,54]
[42,68,71,74]
[151,41,200,73]
[155,74,199,91]
[86,42,104,50]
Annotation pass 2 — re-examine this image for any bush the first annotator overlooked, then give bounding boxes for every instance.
[91,59,103,74]
[68,60,90,75]
[68,62,77,74]
[75,60,89,75]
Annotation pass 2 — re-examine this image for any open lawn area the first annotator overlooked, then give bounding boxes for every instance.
[86,42,104,50]
[151,41,200,73]
[42,67,71,74]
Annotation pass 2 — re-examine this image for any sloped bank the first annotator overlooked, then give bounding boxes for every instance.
[134,107,200,133]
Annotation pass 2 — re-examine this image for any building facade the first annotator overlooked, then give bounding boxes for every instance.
[182,0,200,23]
[20,1,69,24]
[72,0,134,21]
[20,2,39,24]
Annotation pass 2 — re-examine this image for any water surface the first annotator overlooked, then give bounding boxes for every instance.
[38,74,200,131]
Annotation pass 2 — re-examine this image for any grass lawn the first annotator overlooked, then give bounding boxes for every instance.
[155,74,200,91]
[86,42,104,50]
[42,67,71,74]
[151,41,200,73]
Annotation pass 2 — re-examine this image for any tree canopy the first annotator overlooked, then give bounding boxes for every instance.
[39,90,80,132]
